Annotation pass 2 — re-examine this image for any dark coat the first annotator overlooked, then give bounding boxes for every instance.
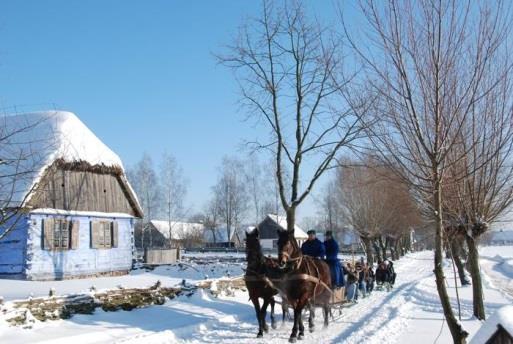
[324,238,342,287]
[301,238,326,259]
[324,238,339,261]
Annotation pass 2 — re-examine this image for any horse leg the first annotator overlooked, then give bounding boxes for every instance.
[261,298,270,333]
[323,304,330,328]
[289,306,301,343]
[251,297,263,338]
[270,297,277,329]
[298,307,305,340]
[308,303,315,333]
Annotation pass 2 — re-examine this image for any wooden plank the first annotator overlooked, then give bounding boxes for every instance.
[43,218,54,250]
[91,221,100,249]
[71,221,80,249]
[112,221,119,248]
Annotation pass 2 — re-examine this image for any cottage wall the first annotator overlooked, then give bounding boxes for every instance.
[0,214,29,275]
[25,212,133,280]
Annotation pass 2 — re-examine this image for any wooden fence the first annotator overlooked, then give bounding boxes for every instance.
[144,248,180,265]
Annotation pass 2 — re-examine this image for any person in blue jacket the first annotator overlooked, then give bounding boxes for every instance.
[301,230,325,259]
[324,230,343,288]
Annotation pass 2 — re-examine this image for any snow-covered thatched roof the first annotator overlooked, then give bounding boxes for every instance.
[265,214,308,239]
[150,220,204,240]
[0,111,142,216]
[470,305,513,343]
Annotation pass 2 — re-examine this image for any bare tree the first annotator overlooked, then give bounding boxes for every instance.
[159,152,188,246]
[336,157,419,264]
[219,1,368,243]
[204,195,222,244]
[127,153,161,248]
[213,156,249,243]
[443,66,513,319]
[0,113,57,241]
[344,0,512,341]
[243,155,267,224]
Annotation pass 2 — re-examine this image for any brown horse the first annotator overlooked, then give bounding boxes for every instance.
[276,230,332,343]
[245,227,287,337]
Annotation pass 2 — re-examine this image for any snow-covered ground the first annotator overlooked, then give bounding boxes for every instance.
[0,248,512,343]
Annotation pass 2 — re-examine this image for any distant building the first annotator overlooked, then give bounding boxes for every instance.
[141,220,204,248]
[0,111,143,280]
[203,226,243,248]
[256,214,308,250]
[485,230,513,246]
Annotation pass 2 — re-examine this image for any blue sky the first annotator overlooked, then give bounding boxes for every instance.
[0,1,352,221]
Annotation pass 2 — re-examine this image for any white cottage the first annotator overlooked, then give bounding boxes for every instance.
[0,111,143,280]
[256,214,309,250]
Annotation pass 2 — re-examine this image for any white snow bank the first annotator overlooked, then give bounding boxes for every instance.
[470,305,513,343]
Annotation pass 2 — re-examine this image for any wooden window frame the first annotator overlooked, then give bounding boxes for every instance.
[53,219,71,250]
[91,221,118,249]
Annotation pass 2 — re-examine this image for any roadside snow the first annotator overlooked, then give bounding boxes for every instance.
[1,247,512,343]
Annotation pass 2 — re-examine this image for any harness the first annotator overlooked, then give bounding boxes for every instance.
[245,254,334,302]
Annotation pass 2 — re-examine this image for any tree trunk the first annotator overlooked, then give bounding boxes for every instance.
[465,234,486,320]
[373,240,383,262]
[361,236,374,265]
[379,237,388,260]
[286,207,299,249]
[450,239,470,286]
[433,181,468,343]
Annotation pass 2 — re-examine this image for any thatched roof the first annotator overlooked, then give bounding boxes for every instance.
[0,111,143,217]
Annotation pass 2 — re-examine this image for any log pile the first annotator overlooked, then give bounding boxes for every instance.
[3,282,181,326]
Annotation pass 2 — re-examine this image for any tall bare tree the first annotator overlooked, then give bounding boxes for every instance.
[213,156,249,243]
[159,152,188,246]
[345,0,512,341]
[443,65,513,319]
[127,153,161,248]
[219,1,368,242]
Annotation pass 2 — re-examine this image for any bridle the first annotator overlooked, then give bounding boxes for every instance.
[279,247,303,270]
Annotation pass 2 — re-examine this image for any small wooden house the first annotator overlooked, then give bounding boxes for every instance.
[203,226,243,248]
[257,214,308,250]
[146,220,204,248]
[470,305,513,344]
[0,111,143,280]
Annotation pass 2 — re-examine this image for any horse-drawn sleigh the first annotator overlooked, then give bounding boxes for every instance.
[244,227,348,343]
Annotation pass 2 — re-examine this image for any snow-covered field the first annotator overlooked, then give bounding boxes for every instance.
[0,248,512,344]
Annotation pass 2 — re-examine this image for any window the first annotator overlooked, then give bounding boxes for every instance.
[99,222,112,248]
[43,218,79,251]
[53,220,71,249]
[91,221,118,249]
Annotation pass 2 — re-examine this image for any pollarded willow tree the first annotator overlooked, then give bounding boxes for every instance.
[443,65,513,320]
[336,157,420,265]
[219,1,369,240]
[345,0,512,342]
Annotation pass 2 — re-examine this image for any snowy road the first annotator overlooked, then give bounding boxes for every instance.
[1,249,512,344]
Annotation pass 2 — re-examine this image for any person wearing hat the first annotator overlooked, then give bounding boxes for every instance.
[324,230,343,288]
[301,229,325,259]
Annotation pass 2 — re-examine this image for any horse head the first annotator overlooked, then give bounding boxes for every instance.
[245,226,262,265]
[277,230,297,269]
